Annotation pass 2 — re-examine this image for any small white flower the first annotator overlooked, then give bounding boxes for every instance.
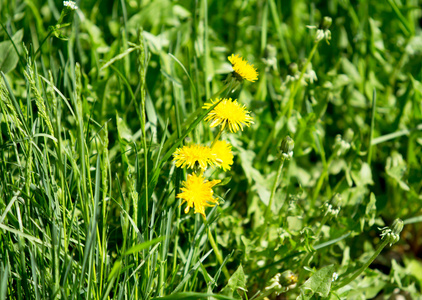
[306,26,331,44]
[325,203,340,218]
[305,70,318,84]
[282,151,294,160]
[332,272,339,282]
[63,1,78,10]
[333,134,351,156]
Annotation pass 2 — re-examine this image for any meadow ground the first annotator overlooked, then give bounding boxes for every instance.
[1,0,422,299]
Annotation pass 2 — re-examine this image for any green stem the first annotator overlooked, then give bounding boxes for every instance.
[203,216,230,280]
[312,134,332,204]
[264,158,285,220]
[254,289,274,300]
[210,77,235,100]
[286,41,320,118]
[314,214,329,239]
[332,238,389,290]
[300,213,330,267]
[268,0,291,64]
[367,89,376,166]
[34,30,54,59]
[210,127,224,148]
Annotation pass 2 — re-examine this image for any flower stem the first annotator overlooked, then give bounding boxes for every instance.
[34,30,54,59]
[332,238,389,291]
[300,214,330,267]
[264,158,285,221]
[203,216,231,280]
[210,77,237,100]
[286,40,320,118]
[254,289,274,300]
[210,127,224,148]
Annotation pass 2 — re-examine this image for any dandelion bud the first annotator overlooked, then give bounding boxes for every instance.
[379,219,403,246]
[280,136,294,160]
[279,270,298,286]
[288,63,299,75]
[320,16,332,30]
[331,193,342,208]
[307,16,332,44]
[391,219,404,236]
[264,273,288,296]
[344,128,354,143]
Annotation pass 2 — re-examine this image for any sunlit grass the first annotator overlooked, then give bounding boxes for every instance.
[1,0,422,299]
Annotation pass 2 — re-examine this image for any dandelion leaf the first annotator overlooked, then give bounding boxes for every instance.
[365,193,377,227]
[0,29,23,74]
[386,152,410,191]
[299,264,335,300]
[221,264,247,299]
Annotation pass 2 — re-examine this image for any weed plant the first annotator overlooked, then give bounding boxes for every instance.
[1,0,422,299]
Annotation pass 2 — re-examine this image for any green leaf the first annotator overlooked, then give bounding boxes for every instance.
[151,292,236,300]
[216,176,232,186]
[124,236,164,256]
[351,162,374,186]
[300,264,335,299]
[386,152,410,191]
[287,216,303,232]
[221,265,247,299]
[365,193,377,227]
[116,113,133,142]
[0,29,23,73]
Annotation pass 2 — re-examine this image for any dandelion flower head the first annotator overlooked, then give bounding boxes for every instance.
[212,140,234,171]
[203,98,254,133]
[228,54,258,82]
[173,144,218,170]
[177,173,221,218]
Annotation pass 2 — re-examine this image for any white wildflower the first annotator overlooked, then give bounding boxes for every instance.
[63,1,78,10]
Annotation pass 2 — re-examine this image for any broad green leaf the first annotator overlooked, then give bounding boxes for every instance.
[386,152,410,191]
[300,264,335,299]
[221,264,247,299]
[404,257,422,286]
[351,162,374,186]
[0,29,23,73]
[116,113,133,142]
[365,193,377,227]
[287,216,303,232]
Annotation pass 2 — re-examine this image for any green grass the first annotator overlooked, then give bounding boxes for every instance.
[1,0,422,299]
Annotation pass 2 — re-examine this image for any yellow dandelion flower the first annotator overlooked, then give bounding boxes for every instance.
[173,144,218,170]
[228,54,258,82]
[212,140,234,171]
[177,173,221,218]
[203,98,254,133]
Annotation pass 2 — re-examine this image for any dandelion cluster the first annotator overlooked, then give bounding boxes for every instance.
[173,53,257,219]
